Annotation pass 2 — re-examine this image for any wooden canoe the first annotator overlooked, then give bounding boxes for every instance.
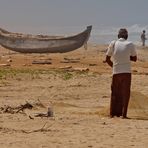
[0,26,92,53]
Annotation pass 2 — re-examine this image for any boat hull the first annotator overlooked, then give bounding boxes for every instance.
[0,26,92,53]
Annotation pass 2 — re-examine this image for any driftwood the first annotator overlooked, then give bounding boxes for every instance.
[89,63,97,66]
[22,122,55,134]
[32,60,52,65]
[60,57,80,63]
[0,102,33,114]
[0,122,55,134]
[0,100,45,114]
[34,107,54,117]
[0,63,11,67]
[0,100,54,119]
[33,99,46,108]
[59,66,72,69]
[59,66,89,72]
[64,57,80,61]
[16,102,33,113]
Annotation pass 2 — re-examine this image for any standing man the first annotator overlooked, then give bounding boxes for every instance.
[141,30,147,46]
[104,28,137,119]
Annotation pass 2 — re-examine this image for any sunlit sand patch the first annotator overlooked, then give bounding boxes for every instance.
[128,91,148,120]
[53,102,102,109]
[70,108,109,117]
[52,91,148,120]
[53,102,78,108]
[53,101,109,117]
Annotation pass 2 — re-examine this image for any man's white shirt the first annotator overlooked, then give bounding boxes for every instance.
[106,38,137,74]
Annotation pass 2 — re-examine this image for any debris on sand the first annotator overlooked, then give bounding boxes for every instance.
[0,100,54,118]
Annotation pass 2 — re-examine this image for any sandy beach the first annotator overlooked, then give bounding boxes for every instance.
[0,44,148,148]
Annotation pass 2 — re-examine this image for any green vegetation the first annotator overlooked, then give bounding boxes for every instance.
[62,72,73,80]
[0,68,46,80]
[0,68,90,81]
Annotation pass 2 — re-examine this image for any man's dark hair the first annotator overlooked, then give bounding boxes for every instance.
[118,28,128,40]
[143,30,146,33]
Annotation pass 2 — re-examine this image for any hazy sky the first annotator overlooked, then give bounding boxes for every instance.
[0,0,148,33]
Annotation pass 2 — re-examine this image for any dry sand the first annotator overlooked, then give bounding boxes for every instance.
[0,44,148,148]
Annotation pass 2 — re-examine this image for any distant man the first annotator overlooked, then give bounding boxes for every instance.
[141,30,147,46]
[104,28,137,119]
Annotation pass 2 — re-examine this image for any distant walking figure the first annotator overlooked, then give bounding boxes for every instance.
[104,28,137,119]
[141,30,147,46]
